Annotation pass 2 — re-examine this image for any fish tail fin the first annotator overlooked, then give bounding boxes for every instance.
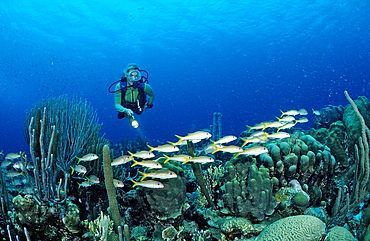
[138,171,147,181]
[240,138,248,147]
[131,160,138,167]
[174,135,183,141]
[70,166,75,175]
[128,151,134,157]
[131,179,138,187]
[280,109,284,117]
[163,154,170,163]
[167,141,176,145]
[246,125,252,132]
[75,156,81,164]
[182,160,189,164]
[146,144,154,152]
[276,116,281,121]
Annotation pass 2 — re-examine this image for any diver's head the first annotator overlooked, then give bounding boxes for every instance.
[124,63,142,82]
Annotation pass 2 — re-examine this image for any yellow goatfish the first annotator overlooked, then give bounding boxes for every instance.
[233,146,268,159]
[131,179,164,188]
[87,175,100,184]
[113,179,125,188]
[246,123,265,132]
[262,121,284,130]
[163,154,192,164]
[76,153,99,163]
[5,153,24,160]
[295,117,309,124]
[175,131,212,142]
[168,139,202,146]
[312,109,321,115]
[147,144,179,153]
[211,135,237,145]
[277,122,296,132]
[280,109,300,117]
[276,116,296,123]
[71,165,87,175]
[211,145,243,154]
[266,132,290,139]
[183,156,215,164]
[131,160,162,169]
[128,151,155,159]
[139,170,177,181]
[240,136,267,147]
[111,155,134,166]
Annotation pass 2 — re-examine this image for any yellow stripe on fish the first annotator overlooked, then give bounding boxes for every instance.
[163,154,192,164]
[211,145,243,154]
[131,179,164,188]
[147,144,179,153]
[233,146,268,159]
[174,131,212,142]
[139,170,177,181]
[131,160,162,169]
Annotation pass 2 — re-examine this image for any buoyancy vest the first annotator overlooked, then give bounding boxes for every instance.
[120,77,147,114]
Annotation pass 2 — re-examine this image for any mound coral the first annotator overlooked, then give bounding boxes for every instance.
[255,215,325,241]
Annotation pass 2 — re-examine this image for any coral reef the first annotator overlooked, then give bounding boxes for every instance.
[5,92,370,240]
[140,174,187,220]
[221,160,277,221]
[326,226,355,241]
[313,104,344,129]
[255,215,326,241]
[343,95,370,153]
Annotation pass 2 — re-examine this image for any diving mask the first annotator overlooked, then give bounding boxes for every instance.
[127,70,142,82]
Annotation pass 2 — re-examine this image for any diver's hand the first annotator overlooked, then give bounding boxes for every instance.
[123,108,134,116]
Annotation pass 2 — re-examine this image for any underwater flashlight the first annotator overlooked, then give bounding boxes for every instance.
[129,116,139,128]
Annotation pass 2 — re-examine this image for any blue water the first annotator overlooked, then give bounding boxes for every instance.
[1,0,369,154]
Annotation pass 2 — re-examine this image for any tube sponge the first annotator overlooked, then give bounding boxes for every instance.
[103,145,121,228]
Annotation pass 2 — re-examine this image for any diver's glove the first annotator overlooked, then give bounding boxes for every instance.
[122,108,134,116]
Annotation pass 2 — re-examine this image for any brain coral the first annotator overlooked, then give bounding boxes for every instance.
[255,215,325,241]
[325,226,354,241]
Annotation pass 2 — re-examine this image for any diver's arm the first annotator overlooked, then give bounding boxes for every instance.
[144,84,155,105]
[114,84,126,112]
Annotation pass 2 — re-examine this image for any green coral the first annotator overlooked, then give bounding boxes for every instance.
[292,193,309,207]
[221,160,277,221]
[327,121,348,168]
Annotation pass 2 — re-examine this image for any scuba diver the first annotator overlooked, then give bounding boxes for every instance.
[108,63,154,128]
